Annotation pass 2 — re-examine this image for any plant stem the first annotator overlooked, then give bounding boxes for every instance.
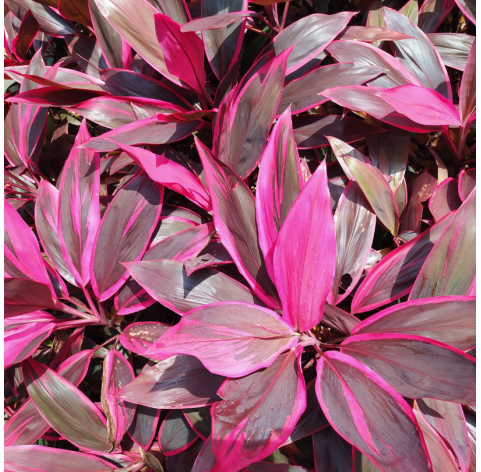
[82,286,102,323]
[281,1,290,30]
[260,16,280,33]
[246,25,273,38]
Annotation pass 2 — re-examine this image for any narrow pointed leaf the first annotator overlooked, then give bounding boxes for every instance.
[116,354,224,408]
[13,10,39,61]
[458,168,476,201]
[427,33,475,70]
[332,181,376,303]
[91,171,163,301]
[22,358,111,452]
[59,0,92,27]
[459,38,476,124]
[455,0,475,24]
[410,188,476,299]
[273,160,336,331]
[352,296,476,351]
[322,303,361,335]
[341,334,476,403]
[429,178,462,221]
[57,121,100,287]
[160,410,198,456]
[146,302,298,377]
[183,241,233,275]
[352,213,454,313]
[315,351,431,472]
[338,25,414,42]
[211,347,306,472]
[256,107,303,281]
[418,0,456,33]
[197,138,280,308]
[182,10,260,31]
[128,404,160,450]
[119,322,170,356]
[5,278,59,317]
[313,427,353,472]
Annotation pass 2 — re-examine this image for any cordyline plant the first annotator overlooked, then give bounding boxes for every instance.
[3,0,476,471]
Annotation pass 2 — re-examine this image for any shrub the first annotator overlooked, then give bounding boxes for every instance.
[4,0,476,471]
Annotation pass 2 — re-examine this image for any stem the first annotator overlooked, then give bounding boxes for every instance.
[246,25,273,38]
[98,301,108,326]
[441,126,459,160]
[59,303,97,321]
[83,287,101,323]
[281,1,290,30]
[203,88,215,108]
[260,16,280,33]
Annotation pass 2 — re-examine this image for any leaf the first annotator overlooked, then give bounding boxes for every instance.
[313,427,353,472]
[322,303,360,335]
[5,446,115,472]
[429,178,462,222]
[59,0,92,27]
[273,160,336,331]
[160,410,198,455]
[5,278,59,317]
[427,33,475,70]
[119,322,170,356]
[327,39,423,89]
[418,0,456,33]
[256,107,303,281]
[101,350,136,448]
[366,126,410,194]
[183,408,212,440]
[154,13,206,95]
[111,142,210,211]
[183,241,233,275]
[458,168,476,201]
[415,398,470,472]
[57,120,100,287]
[22,357,111,452]
[216,50,289,179]
[197,138,280,308]
[377,85,461,126]
[332,181,376,304]
[341,334,476,403]
[278,63,384,116]
[210,347,306,472]
[116,354,224,408]
[80,113,204,152]
[13,10,39,61]
[128,404,160,450]
[352,296,475,351]
[92,0,183,85]
[454,0,475,24]
[459,38,476,124]
[399,0,419,23]
[338,25,414,42]
[410,188,476,299]
[292,115,384,149]
[199,1,247,80]
[145,302,298,377]
[383,6,452,101]
[166,440,204,472]
[315,351,431,472]
[341,155,399,236]
[352,212,454,313]
[261,12,355,75]
[91,171,163,301]
[247,463,307,472]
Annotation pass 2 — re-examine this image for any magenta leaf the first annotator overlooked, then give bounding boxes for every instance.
[338,25,414,42]
[159,409,198,456]
[128,404,160,450]
[377,85,461,126]
[154,13,206,96]
[101,350,136,448]
[322,303,361,335]
[429,177,462,221]
[459,38,476,125]
[352,212,454,313]
[211,347,306,471]
[418,0,456,33]
[146,302,298,376]
[119,322,170,357]
[5,446,116,472]
[341,334,476,403]
[315,351,431,471]
[256,107,303,281]
[197,138,280,308]
[273,159,335,331]
[57,120,100,287]
[458,168,476,201]
[410,188,476,299]
[182,10,258,32]
[22,357,111,452]
[116,354,224,408]
[183,240,233,276]
[90,170,163,301]
[352,296,475,351]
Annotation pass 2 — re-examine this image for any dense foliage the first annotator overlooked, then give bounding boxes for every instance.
[4,0,476,471]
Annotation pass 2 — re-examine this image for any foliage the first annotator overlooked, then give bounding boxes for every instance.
[4,0,476,471]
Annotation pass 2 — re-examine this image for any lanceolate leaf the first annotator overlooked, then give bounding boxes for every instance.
[5,278,59,317]
[119,322,170,356]
[5,446,116,472]
[427,33,475,70]
[332,181,376,304]
[273,160,336,331]
[256,107,303,281]
[340,334,476,404]
[459,38,476,125]
[211,347,306,472]
[145,302,298,377]
[261,12,355,75]
[116,354,225,408]
[159,409,198,455]
[313,427,353,472]
[91,171,163,301]
[352,212,454,313]
[341,155,399,236]
[197,138,280,308]
[315,351,431,472]
[22,358,111,452]
[410,188,476,299]
[58,120,100,287]
[322,303,361,335]
[415,398,471,472]
[101,350,136,448]
[128,404,160,450]
[458,168,476,201]
[338,25,414,42]
[429,178,462,221]
[352,296,476,351]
